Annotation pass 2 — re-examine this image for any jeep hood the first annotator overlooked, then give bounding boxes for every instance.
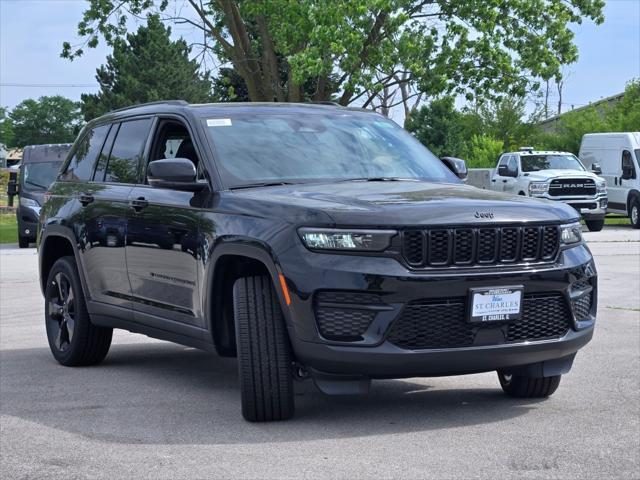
[227,181,578,226]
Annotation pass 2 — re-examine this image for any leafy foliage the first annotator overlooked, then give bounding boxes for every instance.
[404,96,464,157]
[9,96,82,148]
[462,135,504,168]
[0,107,15,147]
[80,15,213,121]
[64,0,605,106]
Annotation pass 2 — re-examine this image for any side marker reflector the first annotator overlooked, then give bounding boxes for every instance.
[278,274,291,306]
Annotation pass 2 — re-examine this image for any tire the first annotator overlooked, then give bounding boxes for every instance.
[233,276,294,422]
[497,371,561,398]
[585,219,604,232]
[18,235,30,248]
[44,256,112,366]
[630,198,640,229]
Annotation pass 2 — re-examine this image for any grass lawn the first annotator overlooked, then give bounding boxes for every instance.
[0,213,18,244]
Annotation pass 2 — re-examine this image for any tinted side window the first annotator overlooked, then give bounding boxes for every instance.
[104,119,153,184]
[63,125,109,181]
[507,156,518,173]
[93,123,119,181]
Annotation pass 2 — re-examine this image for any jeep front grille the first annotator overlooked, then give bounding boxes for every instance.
[401,225,559,268]
[549,178,596,197]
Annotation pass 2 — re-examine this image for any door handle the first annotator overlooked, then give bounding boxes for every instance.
[79,194,94,206]
[502,179,507,183]
[491,179,496,182]
[130,197,148,211]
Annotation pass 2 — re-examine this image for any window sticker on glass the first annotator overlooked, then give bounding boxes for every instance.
[207,118,232,127]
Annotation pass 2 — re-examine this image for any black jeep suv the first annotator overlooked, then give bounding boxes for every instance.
[39,101,596,422]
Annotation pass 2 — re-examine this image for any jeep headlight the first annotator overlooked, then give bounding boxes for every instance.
[560,222,583,245]
[299,228,396,251]
[596,180,607,194]
[19,197,40,208]
[528,182,549,196]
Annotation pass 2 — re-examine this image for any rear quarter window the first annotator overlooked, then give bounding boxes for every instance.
[62,125,110,181]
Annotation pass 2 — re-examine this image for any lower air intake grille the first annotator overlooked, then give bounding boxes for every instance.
[572,293,593,321]
[387,293,572,350]
[314,291,382,341]
[316,308,375,341]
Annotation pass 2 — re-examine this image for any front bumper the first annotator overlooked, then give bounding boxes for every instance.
[279,243,596,378]
[16,206,40,240]
[531,193,607,219]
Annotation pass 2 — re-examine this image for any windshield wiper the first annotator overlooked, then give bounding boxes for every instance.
[230,181,298,190]
[336,177,420,183]
[25,180,49,189]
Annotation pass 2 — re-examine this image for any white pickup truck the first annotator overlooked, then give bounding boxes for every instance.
[490,148,608,231]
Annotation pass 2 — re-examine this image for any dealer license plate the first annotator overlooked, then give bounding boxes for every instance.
[469,286,523,323]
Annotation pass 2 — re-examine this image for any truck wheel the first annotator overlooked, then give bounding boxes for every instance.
[18,235,30,248]
[497,371,561,398]
[45,256,113,366]
[630,198,640,229]
[585,219,604,232]
[233,276,294,422]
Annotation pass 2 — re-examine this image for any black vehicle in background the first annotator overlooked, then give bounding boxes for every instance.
[7,144,71,247]
[38,102,596,422]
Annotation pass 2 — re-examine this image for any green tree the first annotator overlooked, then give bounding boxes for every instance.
[9,96,82,147]
[479,98,530,151]
[405,96,465,157]
[64,0,604,106]
[462,134,504,168]
[607,79,640,131]
[80,15,213,121]
[0,107,15,147]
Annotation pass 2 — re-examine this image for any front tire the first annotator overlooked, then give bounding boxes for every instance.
[630,198,640,229]
[233,276,294,422]
[585,219,605,232]
[497,371,561,398]
[45,256,113,366]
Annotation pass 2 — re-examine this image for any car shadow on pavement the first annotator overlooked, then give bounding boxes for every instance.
[0,341,546,445]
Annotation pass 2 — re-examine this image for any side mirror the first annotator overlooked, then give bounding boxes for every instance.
[147,158,207,191]
[591,163,602,175]
[441,156,468,180]
[497,165,509,177]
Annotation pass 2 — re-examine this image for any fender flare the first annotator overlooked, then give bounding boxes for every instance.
[202,238,289,339]
[39,224,88,297]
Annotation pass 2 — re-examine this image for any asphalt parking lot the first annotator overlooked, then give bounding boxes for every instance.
[1,227,639,479]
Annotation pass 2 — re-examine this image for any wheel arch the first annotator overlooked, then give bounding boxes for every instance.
[39,225,86,296]
[203,241,288,356]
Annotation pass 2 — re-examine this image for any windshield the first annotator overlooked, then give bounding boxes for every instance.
[22,161,62,190]
[521,154,585,172]
[203,113,459,188]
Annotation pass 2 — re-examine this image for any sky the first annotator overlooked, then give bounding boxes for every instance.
[1,0,639,121]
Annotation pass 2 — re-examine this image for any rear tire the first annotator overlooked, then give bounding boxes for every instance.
[497,371,561,398]
[630,198,640,229]
[45,256,112,366]
[585,219,604,232]
[18,236,30,248]
[233,276,294,422]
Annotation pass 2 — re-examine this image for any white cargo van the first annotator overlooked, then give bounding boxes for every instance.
[579,133,640,228]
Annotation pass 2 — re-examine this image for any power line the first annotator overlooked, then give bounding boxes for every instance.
[0,83,98,88]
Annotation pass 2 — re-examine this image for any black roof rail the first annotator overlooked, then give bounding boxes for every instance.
[110,100,189,113]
